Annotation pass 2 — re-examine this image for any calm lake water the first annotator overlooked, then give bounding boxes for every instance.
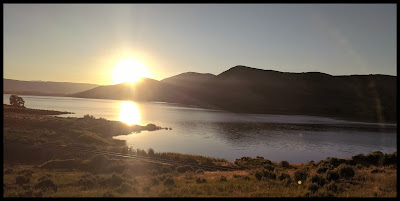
[3,94,397,163]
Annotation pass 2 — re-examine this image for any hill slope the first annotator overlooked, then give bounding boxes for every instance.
[3,79,99,95]
[68,66,396,123]
[196,66,396,122]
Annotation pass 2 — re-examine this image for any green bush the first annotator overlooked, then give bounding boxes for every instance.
[336,164,355,179]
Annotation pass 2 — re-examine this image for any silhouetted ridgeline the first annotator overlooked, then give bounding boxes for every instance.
[197,66,396,123]
[70,66,396,123]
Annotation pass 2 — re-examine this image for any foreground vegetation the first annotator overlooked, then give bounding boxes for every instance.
[3,105,397,197]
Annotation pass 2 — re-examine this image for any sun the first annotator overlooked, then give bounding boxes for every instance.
[112,58,151,84]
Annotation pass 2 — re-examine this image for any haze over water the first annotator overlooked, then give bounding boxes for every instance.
[4,94,396,163]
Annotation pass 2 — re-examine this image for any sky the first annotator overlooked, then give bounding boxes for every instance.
[3,4,397,85]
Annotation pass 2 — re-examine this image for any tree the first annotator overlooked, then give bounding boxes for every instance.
[9,95,25,108]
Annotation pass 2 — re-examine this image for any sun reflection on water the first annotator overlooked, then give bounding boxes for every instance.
[119,101,141,125]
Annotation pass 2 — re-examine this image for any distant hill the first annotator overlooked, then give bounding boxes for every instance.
[196,65,396,123]
[161,72,215,87]
[3,79,99,95]
[71,78,189,103]
[68,66,396,123]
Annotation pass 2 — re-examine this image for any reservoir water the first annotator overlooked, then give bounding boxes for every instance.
[3,94,396,163]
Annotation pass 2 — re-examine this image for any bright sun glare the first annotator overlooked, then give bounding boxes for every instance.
[112,58,151,84]
[119,101,141,125]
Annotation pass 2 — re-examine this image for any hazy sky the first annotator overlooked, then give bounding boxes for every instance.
[4,4,396,85]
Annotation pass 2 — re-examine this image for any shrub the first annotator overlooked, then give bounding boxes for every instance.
[103,191,114,197]
[355,164,363,169]
[157,174,167,182]
[316,165,333,174]
[5,169,14,174]
[293,169,308,182]
[325,181,338,193]
[18,169,34,177]
[196,169,205,174]
[150,177,159,186]
[163,176,175,187]
[310,174,326,186]
[243,175,251,181]
[83,114,96,119]
[371,169,385,174]
[325,157,346,168]
[336,164,355,179]
[109,173,124,187]
[278,173,291,181]
[18,190,33,197]
[117,182,135,194]
[148,148,155,157]
[16,175,30,186]
[78,178,96,190]
[255,170,263,181]
[84,154,110,171]
[196,177,207,184]
[220,176,227,182]
[9,95,25,108]
[176,165,194,173]
[33,190,43,197]
[161,166,173,174]
[22,184,32,190]
[264,164,275,172]
[34,178,57,192]
[280,161,291,168]
[383,152,396,166]
[146,169,159,176]
[324,170,340,182]
[308,183,319,193]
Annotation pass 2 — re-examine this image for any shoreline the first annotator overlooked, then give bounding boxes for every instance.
[4,93,397,124]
